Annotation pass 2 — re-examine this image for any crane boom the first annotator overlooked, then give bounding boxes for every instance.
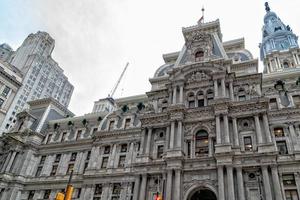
[109,62,129,98]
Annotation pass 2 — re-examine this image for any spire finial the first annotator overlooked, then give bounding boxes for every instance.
[265,2,270,12]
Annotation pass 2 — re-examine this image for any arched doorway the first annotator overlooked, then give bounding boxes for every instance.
[189,189,217,200]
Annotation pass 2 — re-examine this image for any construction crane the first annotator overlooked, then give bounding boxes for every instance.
[108,62,129,98]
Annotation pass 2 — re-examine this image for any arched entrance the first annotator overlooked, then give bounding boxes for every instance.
[188,189,217,200]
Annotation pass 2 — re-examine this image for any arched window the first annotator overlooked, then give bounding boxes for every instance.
[195,130,209,157]
[197,91,204,107]
[207,89,214,105]
[195,51,204,58]
[188,93,195,108]
[283,61,289,68]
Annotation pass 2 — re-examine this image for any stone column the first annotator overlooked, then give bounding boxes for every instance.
[166,170,173,200]
[173,87,177,104]
[108,144,116,168]
[218,166,225,200]
[224,115,230,144]
[254,115,263,144]
[177,121,182,149]
[191,139,195,158]
[236,167,245,200]
[140,129,146,154]
[263,114,272,143]
[179,85,184,104]
[232,117,239,146]
[262,166,272,200]
[1,152,12,173]
[145,128,152,155]
[133,176,140,200]
[214,80,219,98]
[227,166,235,200]
[19,150,33,176]
[293,54,298,65]
[139,174,147,200]
[5,151,17,172]
[174,170,181,200]
[170,121,175,149]
[208,137,213,157]
[271,166,283,200]
[221,78,226,97]
[165,126,170,151]
[229,81,234,100]
[216,116,221,144]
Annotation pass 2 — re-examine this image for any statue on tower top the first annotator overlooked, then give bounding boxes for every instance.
[265,2,270,12]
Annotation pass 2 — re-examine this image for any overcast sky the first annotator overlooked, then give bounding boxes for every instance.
[0,0,299,116]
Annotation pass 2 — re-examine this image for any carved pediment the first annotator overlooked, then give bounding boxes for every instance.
[186,70,211,83]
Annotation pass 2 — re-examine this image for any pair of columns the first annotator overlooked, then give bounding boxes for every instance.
[169,121,182,149]
[1,151,18,173]
[292,53,300,65]
[172,85,184,104]
[218,165,241,200]
[216,114,230,144]
[254,114,272,144]
[214,78,230,99]
[262,166,283,200]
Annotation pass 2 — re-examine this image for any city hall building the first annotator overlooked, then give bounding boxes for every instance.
[1,2,300,200]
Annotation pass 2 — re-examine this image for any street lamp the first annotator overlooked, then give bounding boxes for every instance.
[274,80,290,107]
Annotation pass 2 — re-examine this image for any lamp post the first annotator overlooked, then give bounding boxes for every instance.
[274,80,290,107]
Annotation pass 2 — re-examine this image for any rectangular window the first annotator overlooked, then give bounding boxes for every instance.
[28,191,35,200]
[75,188,81,199]
[94,184,102,195]
[83,162,88,173]
[67,164,74,175]
[277,141,288,155]
[187,141,191,158]
[125,118,131,129]
[35,166,42,177]
[76,130,82,140]
[104,146,110,154]
[54,154,61,163]
[0,98,4,108]
[101,157,108,168]
[270,98,278,109]
[244,136,253,151]
[118,155,126,167]
[40,156,46,165]
[2,86,10,97]
[70,153,77,161]
[50,165,57,176]
[86,151,91,160]
[43,190,51,199]
[239,95,246,101]
[283,174,296,186]
[157,145,164,159]
[46,134,52,144]
[109,121,114,130]
[285,190,299,200]
[198,99,205,107]
[189,100,195,108]
[61,132,67,141]
[120,144,128,153]
[112,183,121,195]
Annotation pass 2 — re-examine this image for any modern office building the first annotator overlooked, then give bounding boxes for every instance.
[0,31,74,133]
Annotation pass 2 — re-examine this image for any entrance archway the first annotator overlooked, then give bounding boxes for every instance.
[188,189,217,200]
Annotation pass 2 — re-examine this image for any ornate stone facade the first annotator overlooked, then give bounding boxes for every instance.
[1,3,300,200]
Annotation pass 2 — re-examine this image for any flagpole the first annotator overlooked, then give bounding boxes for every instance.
[202,6,205,23]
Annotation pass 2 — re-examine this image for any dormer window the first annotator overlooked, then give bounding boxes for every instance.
[283,61,289,68]
[274,26,282,32]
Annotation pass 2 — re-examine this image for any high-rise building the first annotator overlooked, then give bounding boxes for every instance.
[1,2,300,200]
[0,31,74,133]
[0,60,22,128]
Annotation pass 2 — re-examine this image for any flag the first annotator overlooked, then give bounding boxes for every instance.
[198,15,204,24]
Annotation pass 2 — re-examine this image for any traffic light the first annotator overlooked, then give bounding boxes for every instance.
[55,192,64,200]
[64,185,74,200]
[155,193,163,200]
